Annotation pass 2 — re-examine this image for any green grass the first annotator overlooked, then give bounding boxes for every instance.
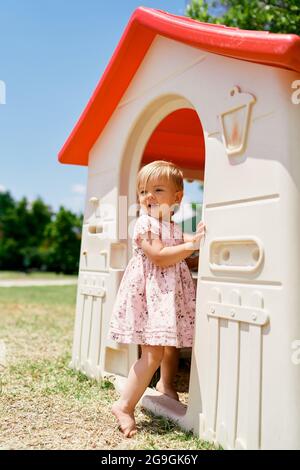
[0,285,77,305]
[0,271,77,280]
[0,285,219,450]
[6,354,114,402]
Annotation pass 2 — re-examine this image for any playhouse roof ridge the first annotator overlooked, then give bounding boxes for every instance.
[58,6,300,166]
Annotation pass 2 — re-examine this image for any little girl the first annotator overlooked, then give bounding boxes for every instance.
[108,160,206,438]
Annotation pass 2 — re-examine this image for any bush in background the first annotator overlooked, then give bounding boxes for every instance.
[0,191,82,274]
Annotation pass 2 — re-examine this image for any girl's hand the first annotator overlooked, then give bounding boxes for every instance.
[185,221,206,251]
[196,221,206,235]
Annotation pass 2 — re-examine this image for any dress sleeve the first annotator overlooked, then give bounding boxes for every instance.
[133,215,160,248]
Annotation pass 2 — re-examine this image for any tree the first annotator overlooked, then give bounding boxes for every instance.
[186,0,300,34]
[0,195,53,270]
[42,207,83,274]
[20,198,53,270]
[0,191,15,218]
[0,196,30,270]
[0,192,82,273]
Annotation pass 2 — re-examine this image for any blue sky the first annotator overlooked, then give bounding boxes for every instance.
[0,0,203,214]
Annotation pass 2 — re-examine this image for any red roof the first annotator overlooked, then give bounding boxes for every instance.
[59,7,300,166]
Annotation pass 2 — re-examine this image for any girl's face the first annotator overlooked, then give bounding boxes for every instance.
[138,176,183,220]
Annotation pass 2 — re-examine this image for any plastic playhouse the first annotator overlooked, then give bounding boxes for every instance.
[58,7,300,450]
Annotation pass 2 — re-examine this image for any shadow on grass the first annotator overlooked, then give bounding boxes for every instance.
[136,408,220,450]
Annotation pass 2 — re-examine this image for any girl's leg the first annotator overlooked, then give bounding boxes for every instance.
[156,346,180,401]
[112,345,164,437]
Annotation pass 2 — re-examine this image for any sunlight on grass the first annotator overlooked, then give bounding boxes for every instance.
[0,285,77,305]
[0,285,219,450]
[6,354,115,403]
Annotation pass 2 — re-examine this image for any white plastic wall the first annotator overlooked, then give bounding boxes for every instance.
[70,34,300,449]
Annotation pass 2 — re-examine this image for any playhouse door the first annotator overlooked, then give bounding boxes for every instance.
[192,135,272,450]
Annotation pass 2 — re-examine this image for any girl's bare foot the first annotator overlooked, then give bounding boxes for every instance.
[111,402,137,438]
[155,380,179,401]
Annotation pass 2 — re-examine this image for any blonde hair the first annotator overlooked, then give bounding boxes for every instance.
[137,160,183,193]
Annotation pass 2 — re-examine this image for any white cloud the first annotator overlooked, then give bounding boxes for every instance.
[71,184,86,195]
[0,184,7,193]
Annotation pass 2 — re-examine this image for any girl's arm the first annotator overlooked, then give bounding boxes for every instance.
[140,237,195,267]
[140,222,205,268]
[183,232,195,243]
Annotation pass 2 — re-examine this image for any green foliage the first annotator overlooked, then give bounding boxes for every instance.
[0,191,15,217]
[0,191,82,274]
[186,0,300,34]
[186,0,214,22]
[42,207,83,274]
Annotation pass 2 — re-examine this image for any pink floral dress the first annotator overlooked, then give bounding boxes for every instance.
[108,214,196,348]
